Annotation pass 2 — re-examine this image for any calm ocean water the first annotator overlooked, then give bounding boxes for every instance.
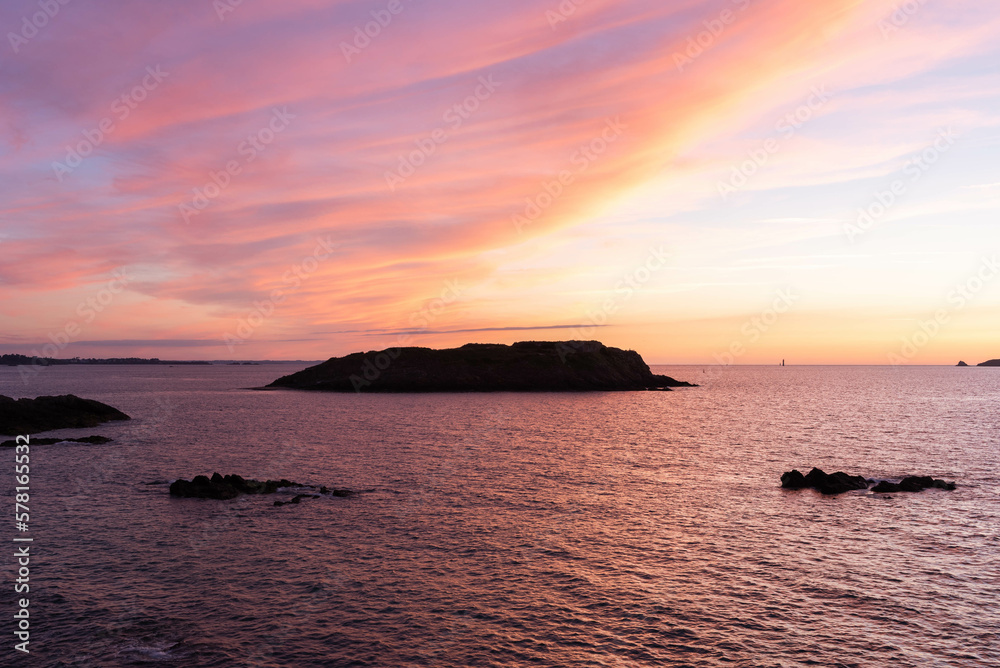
[1,364,998,667]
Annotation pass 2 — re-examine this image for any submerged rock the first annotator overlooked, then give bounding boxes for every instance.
[782,468,956,495]
[266,340,696,392]
[274,494,321,507]
[169,473,353,501]
[0,394,130,435]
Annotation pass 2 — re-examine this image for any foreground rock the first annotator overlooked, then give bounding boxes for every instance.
[169,473,351,501]
[1,435,112,447]
[781,467,956,495]
[780,468,870,495]
[0,394,130,435]
[267,340,696,392]
[870,476,956,493]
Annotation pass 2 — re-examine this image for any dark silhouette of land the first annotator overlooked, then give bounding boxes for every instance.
[978,359,1000,366]
[1,354,210,366]
[267,341,696,392]
[0,394,130,435]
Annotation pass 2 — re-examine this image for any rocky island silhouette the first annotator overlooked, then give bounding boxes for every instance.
[267,340,696,392]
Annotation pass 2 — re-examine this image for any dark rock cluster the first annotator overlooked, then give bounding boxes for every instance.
[0,394,130,435]
[780,468,870,495]
[781,467,956,495]
[870,476,955,493]
[169,472,352,501]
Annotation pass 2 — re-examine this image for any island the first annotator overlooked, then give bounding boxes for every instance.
[978,359,1000,366]
[267,340,696,392]
[956,361,969,367]
[0,394,130,435]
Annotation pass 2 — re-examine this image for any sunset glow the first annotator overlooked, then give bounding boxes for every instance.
[2,0,999,363]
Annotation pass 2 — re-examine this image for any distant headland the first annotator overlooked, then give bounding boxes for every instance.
[956,359,1000,367]
[267,341,696,392]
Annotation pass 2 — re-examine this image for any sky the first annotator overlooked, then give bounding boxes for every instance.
[1,0,999,364]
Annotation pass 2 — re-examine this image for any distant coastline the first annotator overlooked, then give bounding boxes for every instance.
[0,354,211,366]
[0,355,319,366]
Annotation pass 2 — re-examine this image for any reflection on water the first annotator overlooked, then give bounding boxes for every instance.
[2,364,998,667]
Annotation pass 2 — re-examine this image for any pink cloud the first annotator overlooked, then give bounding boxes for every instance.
[2,0,997,361]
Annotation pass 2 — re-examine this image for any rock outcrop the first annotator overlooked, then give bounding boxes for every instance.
[0,394,130,435]
[169,473,351,501]
[267,341,696,392]
[870,476,956,493]
[956,361,969,367]
[780,468,870,495]
[781,467,956,495]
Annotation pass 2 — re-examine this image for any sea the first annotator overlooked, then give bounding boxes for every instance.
[1,363,997,667]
